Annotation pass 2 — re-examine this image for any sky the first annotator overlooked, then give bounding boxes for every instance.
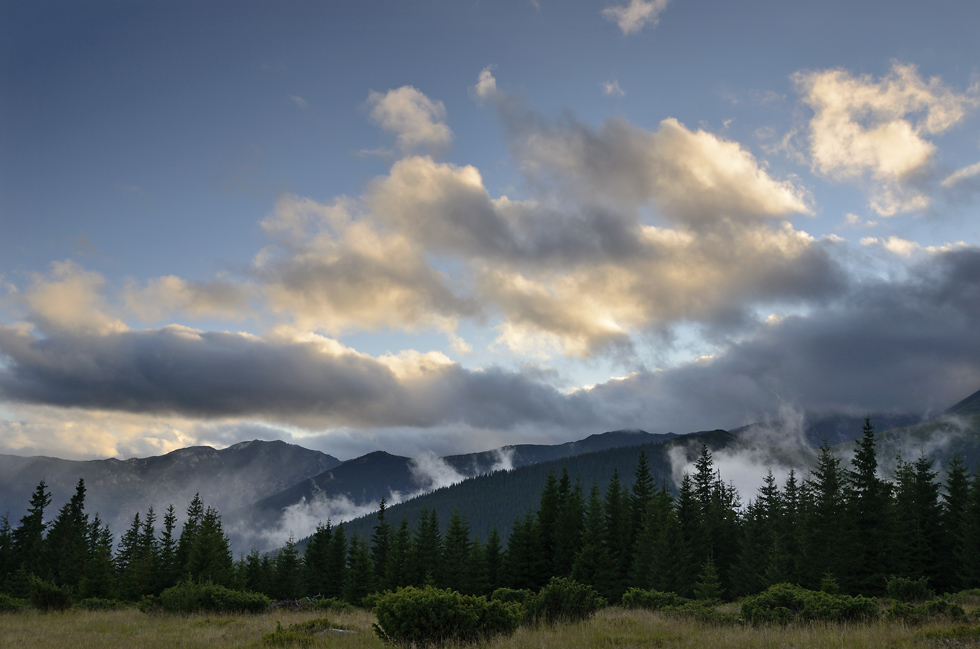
[2,0,980,462]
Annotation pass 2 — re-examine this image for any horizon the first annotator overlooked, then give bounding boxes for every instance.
[2,1,980,463]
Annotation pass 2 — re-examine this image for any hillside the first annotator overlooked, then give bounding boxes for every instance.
[334,429,736,543]
[0,440,340,537]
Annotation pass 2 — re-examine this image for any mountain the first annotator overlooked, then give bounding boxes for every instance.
[730,411,923,447]
[947,387,980,417]
[238,430,678,535]
[0,439,340,538]
[332,429,734,544]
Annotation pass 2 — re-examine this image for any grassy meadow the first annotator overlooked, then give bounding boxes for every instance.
[3,605,980,649]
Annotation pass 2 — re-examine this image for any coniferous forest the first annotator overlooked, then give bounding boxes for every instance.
[3,419,980,607]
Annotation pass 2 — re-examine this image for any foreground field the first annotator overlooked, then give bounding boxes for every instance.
[3,606,980,649]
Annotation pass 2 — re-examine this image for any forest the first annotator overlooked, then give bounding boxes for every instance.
[2,418,980,607]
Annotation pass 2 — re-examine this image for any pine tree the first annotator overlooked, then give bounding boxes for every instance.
[960,469,980,588]
[411,509,441,586]
[841,418,895,595]
[441,509,473,593]
[383,517,411,591]
[552,476,584,578]
[801,441,846,588]
[0,515,13,593]
[304,522,333,597]
[603,470,630,599]
[158,505,178,591]
[571,483,616,600]
[79,514,115,599]
[175,493,204,578]
[893,456,942,584]
[484,525,503,593]
[43,478,89,589]
[370,499,392,583]
[188,506,233,586]
[344,533,374,604]
[536,470,561,585]
[674,474,700,597]
[325,524,348,598]
[694,556,723,601]
[939,456,970,591]
[502,512,541,590]
[12,480,52,580]
[273,536,304,600]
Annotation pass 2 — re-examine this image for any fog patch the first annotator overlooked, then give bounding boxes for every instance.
[409,452,467,491]
[668,403,817,501]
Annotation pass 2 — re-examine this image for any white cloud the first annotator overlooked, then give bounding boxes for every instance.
[602,80,625,97]
[367,86,453,154]
[473,65,498,103]
[942,160,980,188]
[602,0,670,35]
[793,62,976,216]
[289,94,309,110]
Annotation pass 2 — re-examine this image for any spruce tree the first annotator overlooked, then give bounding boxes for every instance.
[370,499,392,583]
[12,480,52,580]
[552,476,584,578]
[188,506,233,586]
[79,514,115,599]
[801,441,846,588]
[325,524,348,598]
[158,505,178,591]
[411,509,441,586]
[273,536,304,600]
[0,515,13,593]
[939,456,970,591]
[571,483,616,600]
[441,509,473,593]
[603,470,630,599]
[304,522,332,597]
[383,517,411,591]
[484,525,503,593]
[344,533,374,604]
[842,418,895,595]
[43,478,89,589]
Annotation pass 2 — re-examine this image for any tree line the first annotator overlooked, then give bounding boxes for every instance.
[2,418,980,604]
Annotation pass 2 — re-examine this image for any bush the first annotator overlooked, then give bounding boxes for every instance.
[311,596,354,612]
[621,588,688,610]
[527,577,606,626]
[0,593,28,612]
[885,575,934,603]
[490,588,536,608]
[156,580,270,614]
[373,586,523,646]
[740,583,877,625]
[263,618,348,647]
[661,600,739,625]
[137,594,161,614]
[885,598,966,624]
[29,575,72,611]
[75,597,124,611]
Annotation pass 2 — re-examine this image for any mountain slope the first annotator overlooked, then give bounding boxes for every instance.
[0,440,340,536]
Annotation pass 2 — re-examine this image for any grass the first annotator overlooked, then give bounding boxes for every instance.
[1,604,978,648]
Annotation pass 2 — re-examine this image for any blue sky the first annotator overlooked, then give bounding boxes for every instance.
[2,0,980,461]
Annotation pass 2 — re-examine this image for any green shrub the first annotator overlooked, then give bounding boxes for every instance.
[885,575,934,603]
[621,588,688,610]
[263,618,347,647]
[137,594,161,614]
[157,580,270,614]
[490,588,536,607]
[885,598,966,624]
[311,596,354,612]
[661,601,739,625]
[527,577,606,626]
[75,597,124,611]
[740,583,877,625]
[29,575,72,611]
[0,592,28,612]
[372,586,523,646]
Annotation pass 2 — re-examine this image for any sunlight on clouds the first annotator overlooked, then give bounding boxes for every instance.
[472,65,498,103]
[942,160,980,188]
[602,0,670,35]
[860,235,967,257]
[794,62,976,216]
[367,86,453,155]
[23,261,127,334]
[123,275,249,323]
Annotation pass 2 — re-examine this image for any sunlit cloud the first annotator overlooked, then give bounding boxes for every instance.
[602,0,670,35]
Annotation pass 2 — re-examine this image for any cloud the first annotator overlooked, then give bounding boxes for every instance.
[942,160,980,188]
[602,0,670,35]
[289,94,309,110]
[472,66,498,103]
[367,86,453,155]
[123,275,250,323]
[860,235,965,257]
[793,62,975,216]
[601,80,625,97]
[255,193,478,334]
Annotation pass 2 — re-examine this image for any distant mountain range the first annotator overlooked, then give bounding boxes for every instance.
[2,387,978,553]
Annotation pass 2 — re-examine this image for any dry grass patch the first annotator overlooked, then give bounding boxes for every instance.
[0,607,380,649]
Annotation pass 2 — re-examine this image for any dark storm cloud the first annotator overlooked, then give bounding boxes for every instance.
[588,247,980,431]
[0,324,598,431]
